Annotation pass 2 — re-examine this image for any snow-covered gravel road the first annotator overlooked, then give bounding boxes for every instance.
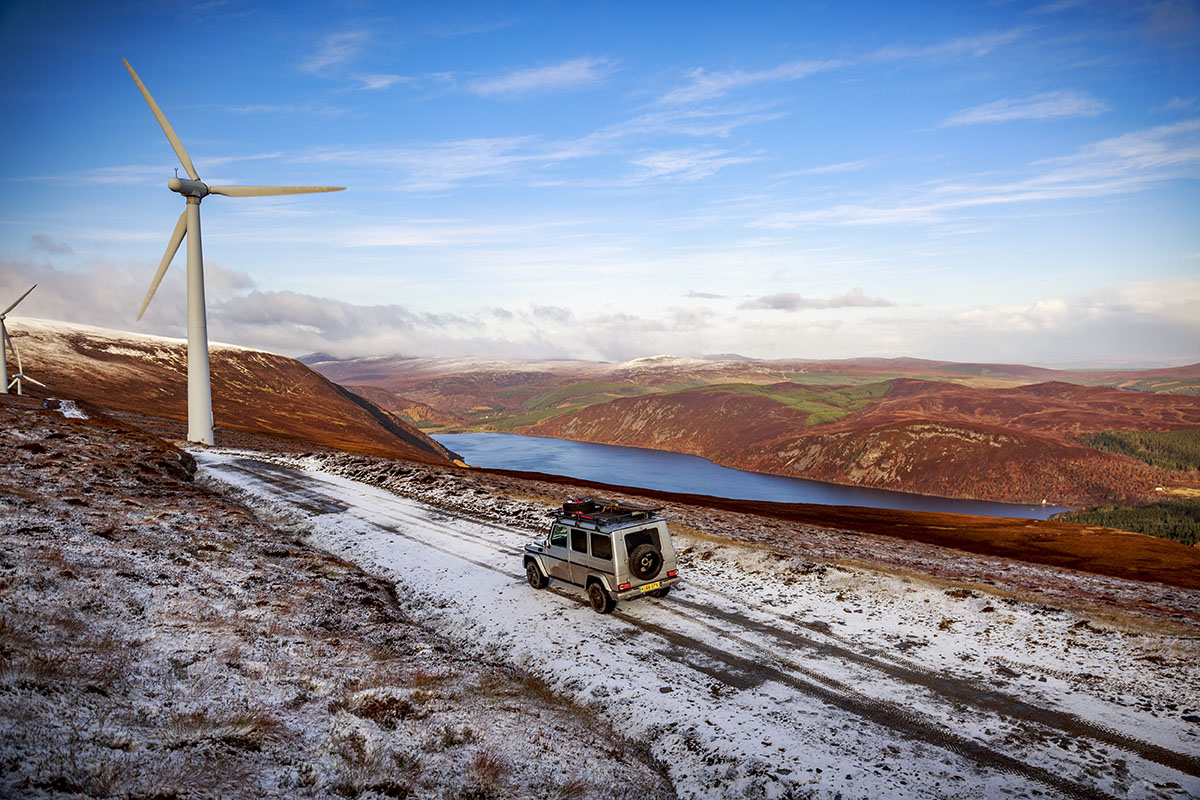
[197,451,1200,800]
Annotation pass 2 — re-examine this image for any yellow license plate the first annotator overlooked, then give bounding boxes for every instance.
[639,581,662,593]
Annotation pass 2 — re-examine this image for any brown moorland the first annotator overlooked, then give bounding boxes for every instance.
[306,353,1200,415]
[7,319,454,464]
[304,355,1200,505]
[525,379,1200,506]
[9,322,1198,592]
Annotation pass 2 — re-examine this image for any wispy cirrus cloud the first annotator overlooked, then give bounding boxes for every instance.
[775,159,878,180]
[628,148,757,183]
[942,90,1108,126]
[344,218,578,248]
[300,30,370,75]
[654,27,1027,108]
[15,164,166,186]
[596,103,788,141]
[1029,0,1087,15]
[867,27,1030,62]
[300,136,558,190]
[752,119,1200,229]
[468,57,616,96]
[351,74,416,91]
[225,101,351,118]
[659,60,842,105]
[740,288,893,311]
[1158,96,1196,112]
[298,100,782,190]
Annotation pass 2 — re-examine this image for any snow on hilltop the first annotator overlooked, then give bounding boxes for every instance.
[5,317,454,463]
[10,316,261,353]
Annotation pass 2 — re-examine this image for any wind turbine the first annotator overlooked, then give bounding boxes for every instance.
[124,58,344,445]
[1,284,42,395]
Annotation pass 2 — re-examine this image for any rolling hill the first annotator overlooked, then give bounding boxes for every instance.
[304,354,1200,506]
[6,319,456,464]
[523,379,1200,506]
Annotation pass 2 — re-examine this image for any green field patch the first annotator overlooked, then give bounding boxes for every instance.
[520,382,648,412]
[804,409,848,427]
[1081,429,1200,472]
[1116,379,1200,396]
[674,380,891,425]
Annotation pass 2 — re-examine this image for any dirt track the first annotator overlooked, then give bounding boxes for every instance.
[202,452,1200,800]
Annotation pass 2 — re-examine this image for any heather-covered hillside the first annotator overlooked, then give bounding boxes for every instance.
[524,379,1200,506]
[6,319,455,464]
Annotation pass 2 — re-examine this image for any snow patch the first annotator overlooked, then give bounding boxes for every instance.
[196,449,1200,800]
[56,399,86,419]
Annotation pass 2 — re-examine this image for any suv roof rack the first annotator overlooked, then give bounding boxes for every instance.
[550,498,663,529]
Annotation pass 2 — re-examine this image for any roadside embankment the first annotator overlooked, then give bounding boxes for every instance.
[0,397,674,799]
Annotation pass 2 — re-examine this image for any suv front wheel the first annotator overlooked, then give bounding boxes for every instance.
[526,561,549,589]
[587,582,616,614]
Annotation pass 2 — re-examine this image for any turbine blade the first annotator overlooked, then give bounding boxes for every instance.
[123,58,201,181]
[23,375,46,388]
[138,210,188,321]
[1,283,36,317]
[207,185,346,197]
[12,334,21,373]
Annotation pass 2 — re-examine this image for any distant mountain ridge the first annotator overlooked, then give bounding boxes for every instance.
[304,354,1200,506]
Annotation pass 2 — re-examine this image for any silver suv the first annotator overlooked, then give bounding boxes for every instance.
[523,499,680,613]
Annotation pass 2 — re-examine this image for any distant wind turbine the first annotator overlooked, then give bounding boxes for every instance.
[124,58,344,445]
[1,284,45,395]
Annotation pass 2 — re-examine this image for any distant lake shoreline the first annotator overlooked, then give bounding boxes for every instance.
[434,432,1072,520]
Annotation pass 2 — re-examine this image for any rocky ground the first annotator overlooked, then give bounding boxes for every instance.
[0,397,673,799]
[5,394,1199,799]
[197,448,1200,800]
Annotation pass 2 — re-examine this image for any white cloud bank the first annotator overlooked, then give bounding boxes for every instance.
[740,288,893,311]
[2,260,1195,367]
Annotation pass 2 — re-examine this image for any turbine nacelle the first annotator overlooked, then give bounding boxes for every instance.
[168,177,209,199]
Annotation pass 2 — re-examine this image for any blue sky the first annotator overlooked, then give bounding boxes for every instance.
[1,0,1197,366]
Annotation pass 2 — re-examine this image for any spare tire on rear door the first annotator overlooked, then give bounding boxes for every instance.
[628,543,663,581]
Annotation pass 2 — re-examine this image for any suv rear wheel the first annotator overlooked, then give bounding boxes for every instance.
[587,582,616,614]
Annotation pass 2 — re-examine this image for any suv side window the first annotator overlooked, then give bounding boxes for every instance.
[549,524,569,548]
[591,532,612,561]
[571,528,588,553]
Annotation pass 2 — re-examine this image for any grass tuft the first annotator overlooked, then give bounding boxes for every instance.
[163,706,281,751]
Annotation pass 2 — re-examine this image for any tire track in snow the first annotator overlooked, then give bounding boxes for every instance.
[202,455,1187,800]
[225,456,1200,778]
[668,597,1200,780]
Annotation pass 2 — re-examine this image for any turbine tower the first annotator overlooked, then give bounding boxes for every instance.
[124,58,344,445]
[1,284,40,395]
